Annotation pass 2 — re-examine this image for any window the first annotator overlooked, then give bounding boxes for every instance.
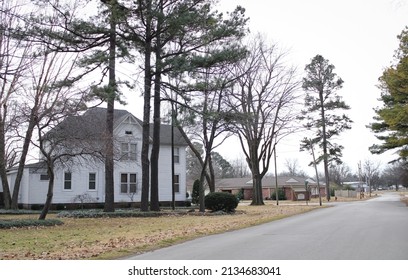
[40,174,49,181]
[173,174,180,193]
[64,172,72,190]
[89,173,96,190]
[173,147,180,164]
[121,173,137,194]
[121,143,137,161]
[125,130,133,135]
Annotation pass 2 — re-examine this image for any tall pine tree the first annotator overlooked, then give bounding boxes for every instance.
[300,55,352,201]
[370,27,408,161]
[125,0,248,211]
[28,0,130,211]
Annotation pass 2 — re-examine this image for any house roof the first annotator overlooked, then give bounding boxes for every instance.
[216,176,321,189]
[7,161,48,173]
[50,107,187,146]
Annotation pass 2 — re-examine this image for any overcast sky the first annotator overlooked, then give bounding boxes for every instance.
[213,0,408,175]
[118,0,408,176]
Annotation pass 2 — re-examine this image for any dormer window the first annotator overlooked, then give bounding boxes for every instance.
[125,131,133,135]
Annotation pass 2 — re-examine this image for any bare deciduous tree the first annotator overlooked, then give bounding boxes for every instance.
[363,159,381,197]
[0,0,34,209]
[21,46,92,219]
[227,35,301,205]
[329,163,352,187]
[230,156,251,178]
[281,158,308,177]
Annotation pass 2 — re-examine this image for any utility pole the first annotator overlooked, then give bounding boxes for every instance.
[274,144,279,206]
[171,101,175,210]
[358,161,364,199]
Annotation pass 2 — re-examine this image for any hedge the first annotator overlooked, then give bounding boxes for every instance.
[204,192,238,212]
[0,219,64,229]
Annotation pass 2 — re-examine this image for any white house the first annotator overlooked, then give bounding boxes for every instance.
[0,107,188,209]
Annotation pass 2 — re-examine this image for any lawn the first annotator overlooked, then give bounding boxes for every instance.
[0,198,363,260]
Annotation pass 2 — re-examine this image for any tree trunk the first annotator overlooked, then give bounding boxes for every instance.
[39,162,54,220]
[104,1,117,212]
[141,0,153,212]
[176,124,212,188]
[104,99,115,212]
[0,113,11,209]
[149,0,163,212]
[250,151,264,205]
[319,90,330,201]
[11,114,36,209]
[198,155,209,213]
[251,173,264,205]
[248,143,264,205]
[207,154,215,192]
[0,163,11,209]
[150,68,161,211]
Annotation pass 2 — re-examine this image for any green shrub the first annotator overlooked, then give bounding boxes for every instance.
[271,189,286,200]
[236,188,244,201]
[0,209,41,215]
[204,192,238,212]
[56,204,66,211]
[342,184,354,190]
[30,204,43,211]
[0,219,63,229]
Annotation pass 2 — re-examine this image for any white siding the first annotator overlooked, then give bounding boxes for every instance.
[51,163,106,204]
[157,145,186,201]
[9,114,187,206]
[25,169,48,204]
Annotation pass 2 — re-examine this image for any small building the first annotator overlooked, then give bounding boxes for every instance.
[0,107,188,209]
[216,176,325,201]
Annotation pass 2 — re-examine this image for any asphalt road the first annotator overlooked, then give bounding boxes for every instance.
[126,192,408,260]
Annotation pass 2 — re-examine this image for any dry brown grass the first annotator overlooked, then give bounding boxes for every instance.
[399,191,408,206]
[1,194,376,260]
[0,202,326,260]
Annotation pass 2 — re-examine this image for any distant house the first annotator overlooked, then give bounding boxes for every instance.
[216,176,326,201]
[342,181,368,192]
[0,107,188,209]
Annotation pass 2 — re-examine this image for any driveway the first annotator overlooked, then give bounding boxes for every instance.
[126,192,408,260]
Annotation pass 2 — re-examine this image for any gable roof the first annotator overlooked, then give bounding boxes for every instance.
[50,107,187,146]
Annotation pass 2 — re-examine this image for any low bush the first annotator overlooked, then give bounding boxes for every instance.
[236,188,244,201]
[0,209,41,215]
[192,179,200,205]
[0,219,63,229]
[271,189,286,200]
[204,192,238,212]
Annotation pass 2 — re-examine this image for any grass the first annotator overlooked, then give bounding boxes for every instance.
[399,191,408,206]
[0,196,368,260]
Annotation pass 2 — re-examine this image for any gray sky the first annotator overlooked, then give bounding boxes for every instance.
[118,0,408,175]
[213,0,408,175]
